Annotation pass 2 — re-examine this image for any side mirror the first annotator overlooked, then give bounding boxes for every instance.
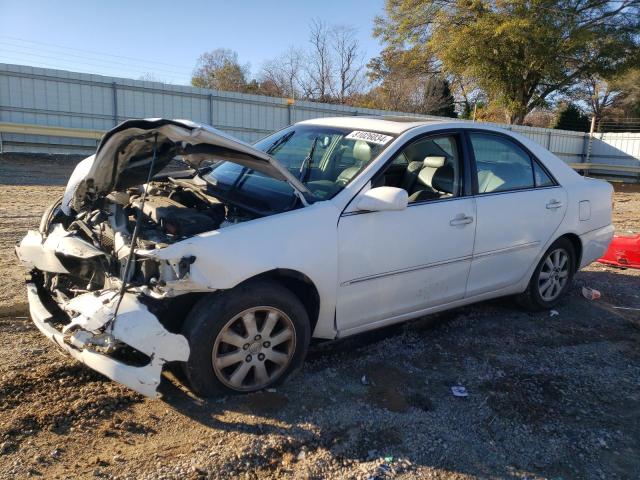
[356,186,408,212]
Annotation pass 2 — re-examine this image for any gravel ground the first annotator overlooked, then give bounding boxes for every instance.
[0,154,639,479]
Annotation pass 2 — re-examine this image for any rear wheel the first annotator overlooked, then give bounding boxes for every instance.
[519,237,576,310]
[182,281,310,397]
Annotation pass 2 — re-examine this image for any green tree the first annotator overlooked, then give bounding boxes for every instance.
[367,52,457,116]
[553,103,591,131]
[191,49,249,92]
[373,0,640,124]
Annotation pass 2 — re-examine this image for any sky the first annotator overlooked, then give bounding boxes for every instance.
[0,0,386,85]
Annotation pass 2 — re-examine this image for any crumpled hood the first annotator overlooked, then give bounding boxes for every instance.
[62,118,310,213]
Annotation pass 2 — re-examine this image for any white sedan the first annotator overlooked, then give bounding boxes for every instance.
[16,117,614,397]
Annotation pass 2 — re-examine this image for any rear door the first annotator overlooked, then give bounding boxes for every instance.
[465,132,567,296]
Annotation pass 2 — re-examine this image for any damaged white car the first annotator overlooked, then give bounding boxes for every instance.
[17,117,614,398]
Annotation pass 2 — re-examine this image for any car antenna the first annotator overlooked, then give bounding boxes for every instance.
[110,132,159,325]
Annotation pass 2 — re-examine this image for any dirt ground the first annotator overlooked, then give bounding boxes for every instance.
[0,154,639,479]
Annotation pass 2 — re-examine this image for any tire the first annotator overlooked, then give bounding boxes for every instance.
[181,281,311,397]
[518,237,576,311]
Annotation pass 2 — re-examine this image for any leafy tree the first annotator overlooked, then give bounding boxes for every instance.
[191,49,250,92]
[373,0,640,124]
[367,51,457,116]
[431,78,456,117]
[553,103,591,131]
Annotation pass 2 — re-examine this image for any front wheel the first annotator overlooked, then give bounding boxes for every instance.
[182,281,310,397]
[518,238,576,310]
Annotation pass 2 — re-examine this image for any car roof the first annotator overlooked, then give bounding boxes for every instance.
[297,115,449,135]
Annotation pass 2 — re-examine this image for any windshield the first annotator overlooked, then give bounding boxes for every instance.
[203,125,393,213]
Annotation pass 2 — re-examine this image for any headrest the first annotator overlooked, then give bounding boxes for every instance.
[424,156,446,168]
[353,140,372,164]
[432,165,454,194]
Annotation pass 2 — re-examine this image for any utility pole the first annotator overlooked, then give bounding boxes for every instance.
[583,116,596,173]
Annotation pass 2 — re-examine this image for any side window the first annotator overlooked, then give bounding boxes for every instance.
[470,133,534,193]
[533,161,555,187]
[391,152,409,166]
[378,135,461,203]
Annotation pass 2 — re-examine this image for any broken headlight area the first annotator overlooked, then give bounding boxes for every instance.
[17,171,252,298]
[15,119,313,397]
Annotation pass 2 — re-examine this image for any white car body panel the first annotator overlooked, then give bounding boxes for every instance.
[465,186,568,296]
[337,197,476,330]
[141,202,341,339]
[16,116,615,397]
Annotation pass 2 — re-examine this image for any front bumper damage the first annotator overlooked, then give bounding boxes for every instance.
[24,282,189,398]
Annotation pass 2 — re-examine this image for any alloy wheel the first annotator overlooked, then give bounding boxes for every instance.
[538,248,570,302]
[212,306,296,391]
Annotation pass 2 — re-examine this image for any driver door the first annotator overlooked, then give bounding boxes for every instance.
[335,133,476,334]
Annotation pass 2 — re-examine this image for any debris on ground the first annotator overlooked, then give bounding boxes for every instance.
[451,386,469,397]
[582,287,602,300]
[550,310,559,317]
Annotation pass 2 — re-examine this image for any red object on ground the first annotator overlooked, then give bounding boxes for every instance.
[598,234,640,269]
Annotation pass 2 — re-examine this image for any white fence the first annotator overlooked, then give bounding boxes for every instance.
[0,63,639,180]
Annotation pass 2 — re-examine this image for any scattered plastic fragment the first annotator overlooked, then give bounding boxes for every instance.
[550,309,559,317]
[266,388,277,393]
[384,456,394,463]
[361,374,370,386]
[612,306,640,311]
[451,386,468,397]
[582,287,601,300]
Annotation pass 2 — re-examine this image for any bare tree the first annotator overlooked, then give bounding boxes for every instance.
[259,47,305,99]
[330,25,365,103]
[574,76,621,124]
[138,72,165,83]
[304,19,334,102]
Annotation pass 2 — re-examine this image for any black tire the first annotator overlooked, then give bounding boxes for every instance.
[518,237,576,311]
[181,281,310,397]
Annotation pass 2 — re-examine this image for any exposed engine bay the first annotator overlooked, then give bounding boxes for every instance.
[39,172,258,302]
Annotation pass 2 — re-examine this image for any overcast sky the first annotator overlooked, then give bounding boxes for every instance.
[0,0,386,84]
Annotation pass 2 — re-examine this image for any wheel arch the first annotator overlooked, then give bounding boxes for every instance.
[556,232,583,271]
[234,268,321,335]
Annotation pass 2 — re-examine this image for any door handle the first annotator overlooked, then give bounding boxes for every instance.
[546,199,563,209]
[449,214,474,226]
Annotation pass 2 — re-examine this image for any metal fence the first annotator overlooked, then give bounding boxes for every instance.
[1,63,639,180]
